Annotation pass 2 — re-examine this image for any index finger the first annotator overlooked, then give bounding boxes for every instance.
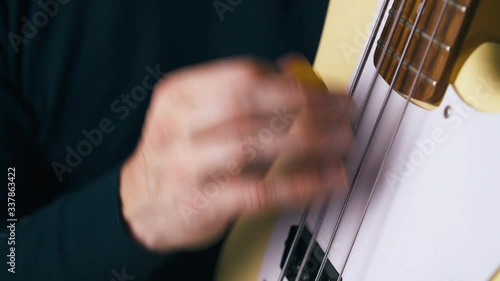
[156,57,310,134]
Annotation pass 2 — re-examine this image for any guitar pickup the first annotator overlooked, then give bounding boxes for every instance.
[280,225,341,281]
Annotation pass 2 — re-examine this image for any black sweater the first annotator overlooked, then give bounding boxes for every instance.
[0,0,328,280]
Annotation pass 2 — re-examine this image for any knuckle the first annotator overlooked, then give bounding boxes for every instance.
[263,181,278,209]
[223,121,248,145]
[154,72,191,107]
[232,57,269,82]
[261,179,279,210]
[154,72,177,97]
[243,180,265,212]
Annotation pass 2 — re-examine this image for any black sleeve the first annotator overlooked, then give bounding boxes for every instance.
[0,86,168,281]
[0,2,168,281]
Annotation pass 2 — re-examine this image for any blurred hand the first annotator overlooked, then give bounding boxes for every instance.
[119,55,353,252]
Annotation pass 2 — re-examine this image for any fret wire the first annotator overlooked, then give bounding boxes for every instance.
[388,8,452,51]
[377,41,439,85]
[447,0,467,12]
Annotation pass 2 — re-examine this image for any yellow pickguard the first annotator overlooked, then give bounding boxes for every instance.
[492,268,500,281]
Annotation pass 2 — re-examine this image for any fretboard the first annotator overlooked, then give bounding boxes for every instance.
[374,0,476,106]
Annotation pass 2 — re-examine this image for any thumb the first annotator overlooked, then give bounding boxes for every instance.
[277,53,328,91]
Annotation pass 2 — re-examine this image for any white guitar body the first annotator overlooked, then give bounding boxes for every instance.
[260,57,500,281]
[216,0,500,280]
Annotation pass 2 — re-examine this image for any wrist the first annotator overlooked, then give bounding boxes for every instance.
[119,151,153,249]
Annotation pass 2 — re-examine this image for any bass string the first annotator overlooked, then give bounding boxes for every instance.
[312,0,411,279]
[296,191,334,280]
[298,0,411,279]
[335,1,451,280]
[313,0,438,279]
[352,0,416,134]
[277,202,311,281]
[333,0,429,278]
[348,0,393,100]
[277,0,404,279]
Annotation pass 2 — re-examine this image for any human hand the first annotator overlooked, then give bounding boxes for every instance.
[119,55,353,252]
